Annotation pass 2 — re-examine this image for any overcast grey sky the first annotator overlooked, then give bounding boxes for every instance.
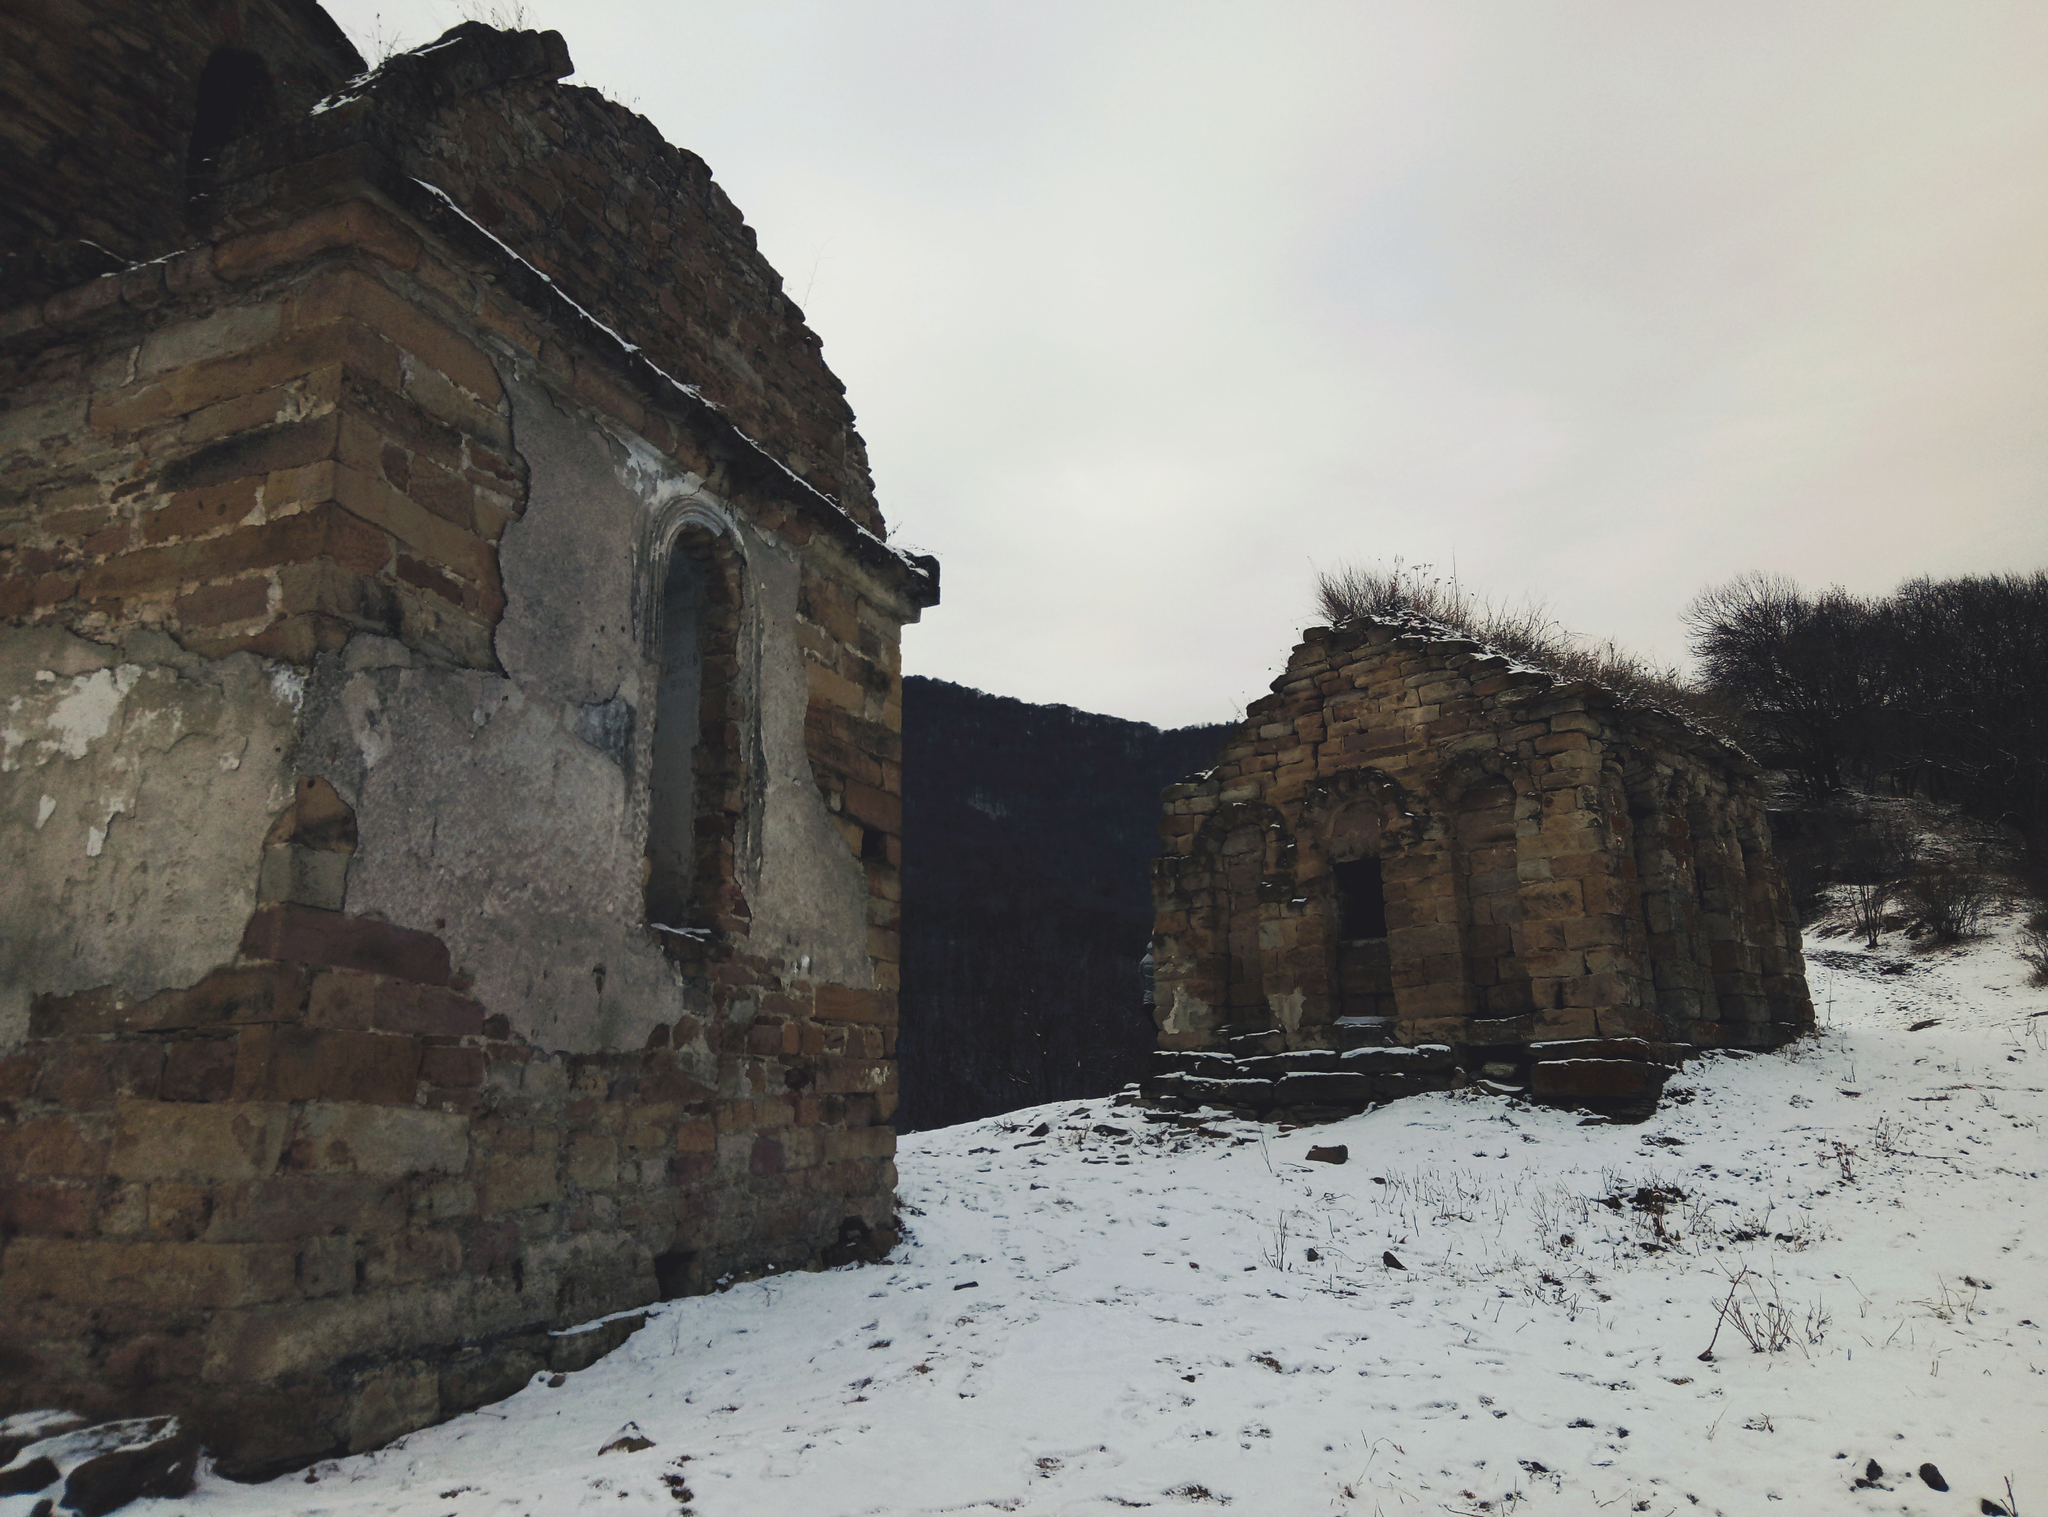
[324,0,2048,728]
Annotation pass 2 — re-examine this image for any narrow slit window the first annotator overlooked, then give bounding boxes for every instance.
[1334,856,1388,939]
[644,544,707,928]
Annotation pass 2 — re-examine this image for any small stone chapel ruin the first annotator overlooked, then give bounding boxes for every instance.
[1,0,934,1476]
[1145,617,1813,1118]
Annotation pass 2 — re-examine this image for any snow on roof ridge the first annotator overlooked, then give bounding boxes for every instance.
[409,179,931,585]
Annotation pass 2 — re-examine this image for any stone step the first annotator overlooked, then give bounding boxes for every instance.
[1331,1015,1397,1050]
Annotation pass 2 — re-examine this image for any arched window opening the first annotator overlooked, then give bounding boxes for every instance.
[186,48,276,222]
[644,536,713,930]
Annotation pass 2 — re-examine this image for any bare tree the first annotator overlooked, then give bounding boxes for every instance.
[1682,573,1882,798]
[1688,568,2048,869]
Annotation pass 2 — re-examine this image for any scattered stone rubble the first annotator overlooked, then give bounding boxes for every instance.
[0,1412,198,1516]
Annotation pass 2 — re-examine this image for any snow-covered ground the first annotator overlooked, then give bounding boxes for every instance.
[148,908,2048,1516]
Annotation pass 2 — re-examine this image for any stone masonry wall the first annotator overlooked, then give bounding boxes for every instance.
[1148,619,1811,1118]
[1,19,930,1478]
[210,24,883,533]
[0,0,364,300]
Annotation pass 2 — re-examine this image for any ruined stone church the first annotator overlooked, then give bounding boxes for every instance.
[1,0,934,1475]
[1146,617,1813,1116]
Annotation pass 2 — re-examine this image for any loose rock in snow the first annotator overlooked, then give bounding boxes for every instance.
[0,1416,199,1516]
[1305,1144,1348,1164]
[0,1412,88,1472]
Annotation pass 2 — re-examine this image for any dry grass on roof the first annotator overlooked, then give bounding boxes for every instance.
[1313,560,1736,735]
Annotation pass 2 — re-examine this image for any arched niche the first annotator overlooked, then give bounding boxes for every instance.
[639,503,748,940]
[1299,770,1429,1034]
[1180,800,1295,1039]
[1453,773,1527,1021]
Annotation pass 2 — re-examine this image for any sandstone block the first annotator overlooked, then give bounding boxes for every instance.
[1529,1057,1668,1103]
[0,1180,99,1238]
[306,970,485,1037]
[567,1135,619,1188]
[202,1281,468,1386]
[240,905,451,985]
[215,201,424,285]
[348,1363,440,1455]
[420,1046,486,1089]
[203,1175,406,1244]
[109,1101,288,1183]
[480,1152,560,1214]
[160,1039,238,1102]
[2,1239,295,1310]
[232,1026,421,1105]
[282,1103,468,1178]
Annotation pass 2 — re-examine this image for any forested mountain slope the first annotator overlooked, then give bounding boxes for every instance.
[896,677,1230,1131]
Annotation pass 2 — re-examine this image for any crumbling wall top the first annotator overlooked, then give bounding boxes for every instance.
[0,0,363,298]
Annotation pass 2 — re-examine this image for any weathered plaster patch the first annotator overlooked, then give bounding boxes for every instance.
[324,372,875,1052]
[1161,986,1212,1037]
[0,628,298,1048]
[45,665,144,759]
[739,521,872,989]
[341,678,391,769]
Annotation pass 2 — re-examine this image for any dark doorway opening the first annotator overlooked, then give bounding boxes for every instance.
[1334,856,1388,939]
[1333,855,1394,1021]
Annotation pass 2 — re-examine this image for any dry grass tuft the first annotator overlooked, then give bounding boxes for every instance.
[1314,560,1731,731]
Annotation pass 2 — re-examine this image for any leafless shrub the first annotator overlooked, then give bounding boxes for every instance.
[1698,1267,1830,1358]
[1839,822,1919,883]
[458,0,532,26]
[1846,883,1890,949]
[1261,1211,1290,1271]
[2017,909,2048,986]
[1821,1139,1858,1184]
[1902,869,1992,943]
[1314,560,1728,730]
[364,13,409,63]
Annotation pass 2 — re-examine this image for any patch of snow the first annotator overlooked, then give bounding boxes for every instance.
[168,920,2046,1517]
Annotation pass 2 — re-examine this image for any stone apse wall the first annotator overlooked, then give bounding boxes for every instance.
[0,9,936,1476]
[1146,619,1812,1118]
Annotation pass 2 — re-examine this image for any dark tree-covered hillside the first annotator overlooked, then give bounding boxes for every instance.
[1686,570,2048,867]
[897,678,1231,1132]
